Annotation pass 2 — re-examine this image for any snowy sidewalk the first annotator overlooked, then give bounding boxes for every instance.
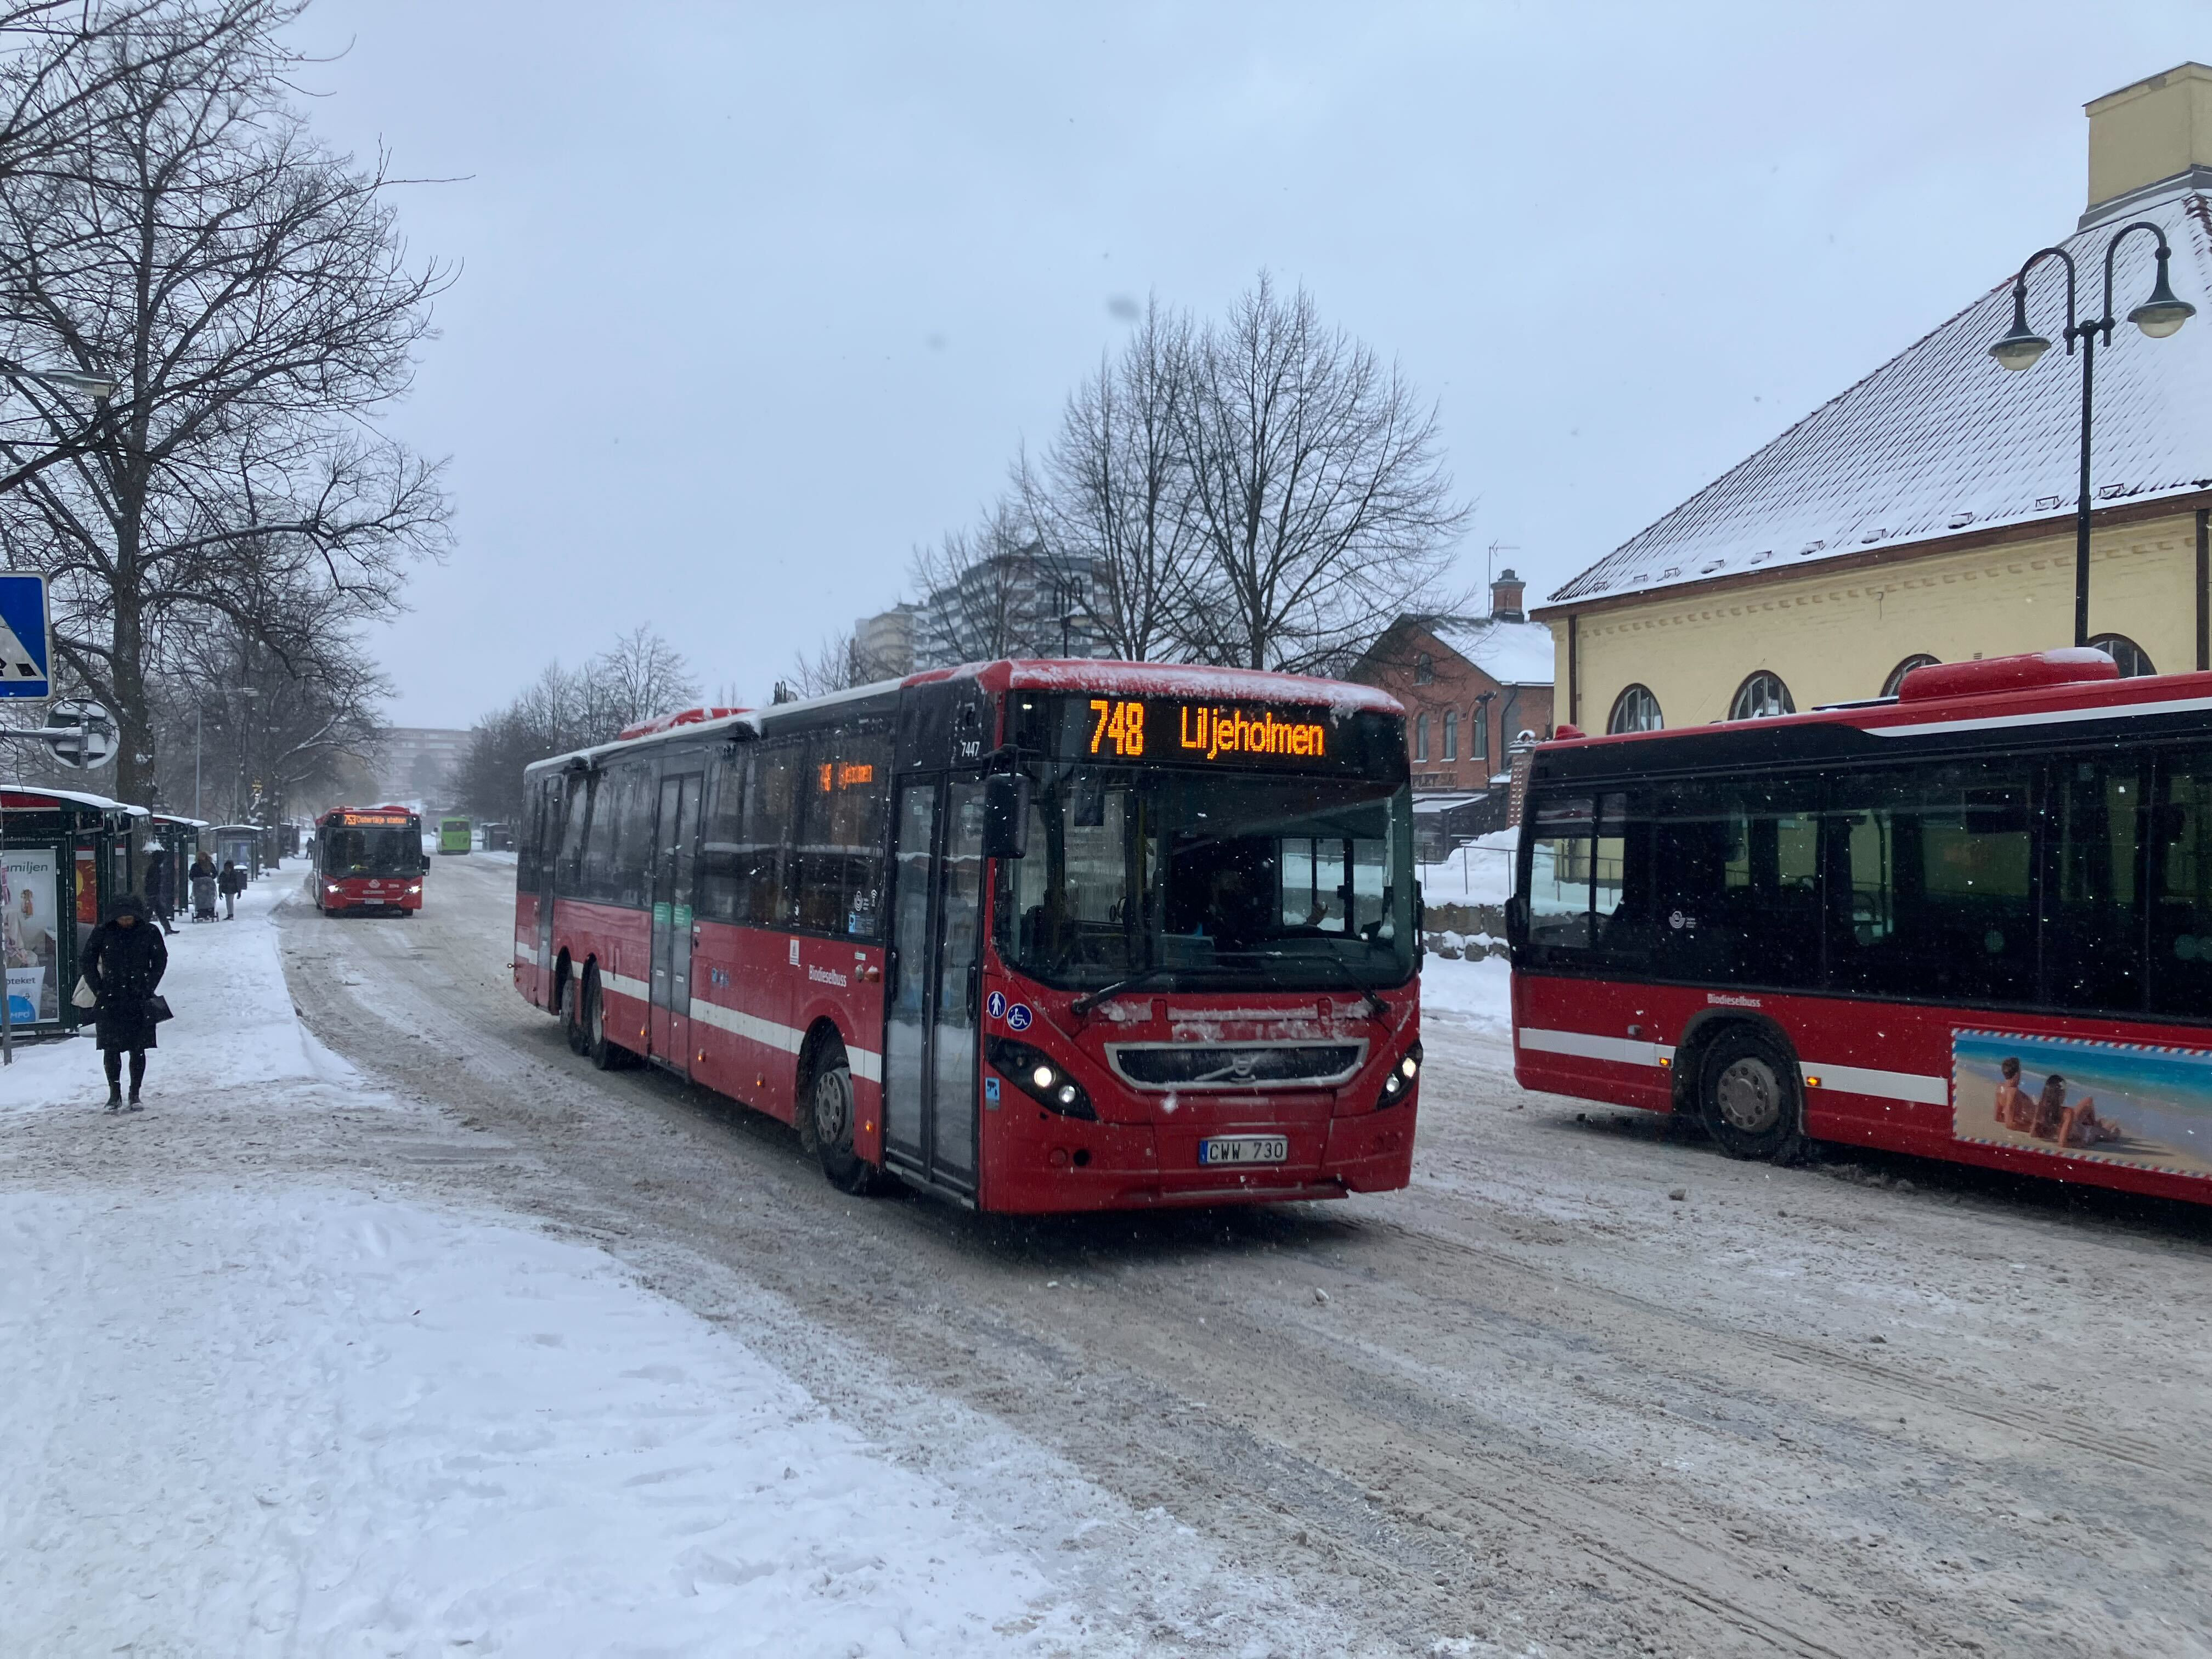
[0,879,1104,1656]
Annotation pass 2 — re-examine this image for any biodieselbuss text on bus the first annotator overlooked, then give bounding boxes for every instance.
[438,816,472,855]
[1509,649,2212,1207]
[309,805,427,916]
[513,661,1423,1212]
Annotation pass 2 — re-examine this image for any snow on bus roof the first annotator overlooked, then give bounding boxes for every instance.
[1002,659,1403,715]
[526,661,1401,775]
[1,781,147,814]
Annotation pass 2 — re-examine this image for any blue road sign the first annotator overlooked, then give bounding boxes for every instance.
[0,573,49,698]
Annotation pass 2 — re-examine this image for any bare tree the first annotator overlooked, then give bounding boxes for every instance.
[0,0,450,803]
[1174,273,1468,674]
[786,626,863,698]
[1022,296,1199,662]
[594,623,699,731]
[907,498,1077,668]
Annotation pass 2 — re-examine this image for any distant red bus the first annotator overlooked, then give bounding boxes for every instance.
[512,661,1423,1213]
[1508,650,2212,1206]
[309,805,426,915]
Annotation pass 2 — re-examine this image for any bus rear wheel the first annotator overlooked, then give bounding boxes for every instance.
[560,973,588,1056]
[1697,1026,1803,1164]
[583,971,629,1071]
[806,1046,893,1196]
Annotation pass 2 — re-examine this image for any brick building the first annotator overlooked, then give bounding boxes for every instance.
[1538,64,2212,732]
[1349,571,1556,798]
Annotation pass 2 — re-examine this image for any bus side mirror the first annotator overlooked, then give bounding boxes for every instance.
[420,854,432,873]
[1504,891,1529,949]
[983,773,1030,859]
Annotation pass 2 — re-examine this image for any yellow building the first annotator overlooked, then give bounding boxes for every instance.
[1539,64,2212,732]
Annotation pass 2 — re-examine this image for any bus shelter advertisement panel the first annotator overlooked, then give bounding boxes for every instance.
[2,847,61,1025]
[1955,1030,2212,1180]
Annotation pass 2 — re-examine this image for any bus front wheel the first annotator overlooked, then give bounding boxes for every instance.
[806,1046,894,1197]
[1697,1026,1803,1164]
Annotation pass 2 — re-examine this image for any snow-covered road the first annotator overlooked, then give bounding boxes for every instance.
[0,880,1260,1656]
[10,860,2212,1658]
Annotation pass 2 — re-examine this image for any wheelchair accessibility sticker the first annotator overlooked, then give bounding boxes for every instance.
[1007,1003,1034,1031]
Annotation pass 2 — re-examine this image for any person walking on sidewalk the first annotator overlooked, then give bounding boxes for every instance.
[80,894,168,1111]
[189,851,217,922]
[217,857,246,919]
[143,847,178,935]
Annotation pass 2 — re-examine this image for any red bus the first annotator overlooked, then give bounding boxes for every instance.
[512,661,1422,1212]
[1508,649,2212,1205]
[309,805,427,915]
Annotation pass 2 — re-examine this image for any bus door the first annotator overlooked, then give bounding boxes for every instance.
[884,775,987,1195]
[650,771,704,1067]
[535,781,563,1005]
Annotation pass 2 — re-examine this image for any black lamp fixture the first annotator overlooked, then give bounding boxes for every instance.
[1988,219,2194,648]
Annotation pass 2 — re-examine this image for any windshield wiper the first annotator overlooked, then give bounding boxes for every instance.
[1069,966,1178,1018]
[1216,949,1391,1018]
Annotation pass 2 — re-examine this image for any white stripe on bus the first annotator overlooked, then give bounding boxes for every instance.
[1799,1061,1948,1105]
[1522,1027,1947,1107]
[514,941,539,966]
[686,997,883,1084]
[1518,1028,1675,1067]
[1868,692,2212,740]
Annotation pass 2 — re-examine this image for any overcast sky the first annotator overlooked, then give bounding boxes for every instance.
[290,1,2210,727]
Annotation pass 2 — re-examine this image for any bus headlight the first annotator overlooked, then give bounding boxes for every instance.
[1378,1040,1423,1109]
[987,1036,1096,1120]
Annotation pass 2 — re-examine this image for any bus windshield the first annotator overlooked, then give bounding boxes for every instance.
[1003,763,1415,992]
[322,827,419,877]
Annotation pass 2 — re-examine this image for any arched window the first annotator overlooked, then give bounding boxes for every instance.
[1442,710,1458,760]
[1413,651,1434,685]
[1729,670,1795,721]
[1606,684,1663,733]
[1413,712,1429,760]
[2089,633,2157,677]
[1881,654,1939,697]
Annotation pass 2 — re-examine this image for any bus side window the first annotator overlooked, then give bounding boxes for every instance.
[2151,750,2212,1018]
[698,751,749,923]
[558,773,594,898]
[2045,754,2147,1012]
[1651,776,1818,989]
[1523,791,1632,962]
[611,763,657,910]
[1824,762,2036,1004]
[747,743,800,928]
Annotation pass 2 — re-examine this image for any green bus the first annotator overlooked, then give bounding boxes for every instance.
[437,816,472,855]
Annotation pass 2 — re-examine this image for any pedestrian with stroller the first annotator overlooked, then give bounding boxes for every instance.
[189,852,217,922]
[143,846,178,935]
[79,893,168,1111]
[218,858,246,920]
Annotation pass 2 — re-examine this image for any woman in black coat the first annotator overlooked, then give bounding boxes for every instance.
[80,893,168,1110]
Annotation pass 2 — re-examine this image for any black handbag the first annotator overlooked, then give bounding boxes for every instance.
[146,994,173,1023]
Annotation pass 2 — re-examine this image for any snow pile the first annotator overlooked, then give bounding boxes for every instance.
[0,1187,1079,1656]
[1420,951,1513,1036]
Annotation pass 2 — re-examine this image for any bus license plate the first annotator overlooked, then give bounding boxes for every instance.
[1199,1135,1288,1166]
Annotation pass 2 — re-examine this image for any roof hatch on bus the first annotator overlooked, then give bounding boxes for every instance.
[1894,648,2120,701]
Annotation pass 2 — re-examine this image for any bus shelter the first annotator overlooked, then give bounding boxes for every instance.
[146,814,208,916]
[212,823,261,879]
[2,782,138,1036]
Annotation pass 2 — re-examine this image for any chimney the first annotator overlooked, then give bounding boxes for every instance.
[1489,568,1526,623]
[2084,63,2212,225]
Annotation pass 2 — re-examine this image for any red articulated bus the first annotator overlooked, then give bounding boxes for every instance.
[513,661,1423,1213]
[309,805,426,916]
[1509,648,2212,1206]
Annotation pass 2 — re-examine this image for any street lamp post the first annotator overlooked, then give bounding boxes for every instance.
[1988,221,2196,648]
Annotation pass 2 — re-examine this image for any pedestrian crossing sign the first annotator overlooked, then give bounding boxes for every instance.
[0,573,49,698]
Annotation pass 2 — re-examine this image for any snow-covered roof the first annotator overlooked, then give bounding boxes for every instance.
[1549,186,2212,608]
[1,781,138,814]
[1424,617,1555,686]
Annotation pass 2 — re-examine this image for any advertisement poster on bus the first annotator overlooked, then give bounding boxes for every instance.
[1955,1029,2212,1180]
[2,845,61,1025]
